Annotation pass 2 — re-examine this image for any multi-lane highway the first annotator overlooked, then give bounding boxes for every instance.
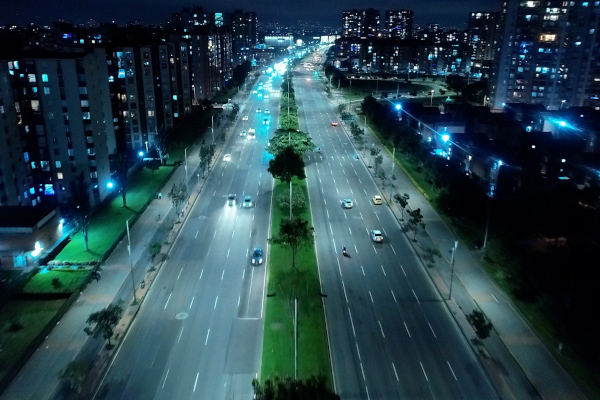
[95,76,279,400]
[294,64,498,399]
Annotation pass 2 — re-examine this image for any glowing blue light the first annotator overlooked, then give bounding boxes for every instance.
[138,151,144,157]
[442,134,450,142]
[558,121,567,127]
[107,182,114,189]
[395,104,401,110]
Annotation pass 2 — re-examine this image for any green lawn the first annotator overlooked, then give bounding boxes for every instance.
[0,300,65,377]
[21,269,91,294]
[261,179,331,383]
[56,166,173,263]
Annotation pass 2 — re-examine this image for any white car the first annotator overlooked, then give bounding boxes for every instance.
[240,130,247,137]
[370,230,384,243]
[342,199,353,209]
[223,154,231,162]
[242,195,253,208]
[242,115,249,121]
[372,195,383,205]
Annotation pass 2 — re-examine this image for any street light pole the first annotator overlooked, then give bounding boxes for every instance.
[184,146,189,183]
[448,240,458,299]
[126,219,137,303]
[211,115,215,143]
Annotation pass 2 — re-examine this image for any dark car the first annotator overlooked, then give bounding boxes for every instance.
[252,248,263,265]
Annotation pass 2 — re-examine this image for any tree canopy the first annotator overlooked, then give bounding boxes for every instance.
[268,146,306,184]
[269,216,312,270]
[268,130,315,157]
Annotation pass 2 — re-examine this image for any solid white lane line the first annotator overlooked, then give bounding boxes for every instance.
[348,308,357,337]
[214,296,219,309]
[329,223,333,235]
[369,291,374,303]
[361,265,365,276]
[177,267,183,281]
[428,322,437,338]
[360,362,366,382]
[378,320,385,338]
[326,210,330,219]
[221,270,225,281]
[342,280,349,303]
[199,269,204,280]
[392,362,399,381]
[412,289,420,304]
[491,293,499,302]
[404,321,411,337]
[391,290,397,303]
[420,362,429,381]
[189,296,194,309]
[447,361,458,381]
[164,293,172,309]
[390,244,396,255]
[162,369,169,388]
[380,265,387,276]
[178,327,184,343]
[400,265,407,276]
[355,342,362,361]
[205,329,210,345]
[193,372,199,392]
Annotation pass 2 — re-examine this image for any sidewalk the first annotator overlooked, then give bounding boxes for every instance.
[334,94,587,400]
[0,98,244,399]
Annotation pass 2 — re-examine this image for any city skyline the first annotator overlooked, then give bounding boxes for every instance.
[3,0,502,29]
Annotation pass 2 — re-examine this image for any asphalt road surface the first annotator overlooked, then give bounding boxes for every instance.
[95,76,278,400]
[294,65,498,400]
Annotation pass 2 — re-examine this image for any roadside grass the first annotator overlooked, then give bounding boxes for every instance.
[262,178,331,383]
[21,269,91,294]
[55,166,172,263]
[0,300,65,377]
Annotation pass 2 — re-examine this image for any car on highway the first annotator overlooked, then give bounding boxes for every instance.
[251,248,263,265]
[370,230,384,243]
[264,95,269,99]
[342,199,353,209]
[256,108,262,113]
[227,194,236,206]
[243,195,253,208]
[264,109,270,114]
[223,154,231,162]
[331,121,339,126]
[240,130,246,137]
[372,195,383,205]
[248,129,256,139]
[263,118,270,125]
[242,115,249,121]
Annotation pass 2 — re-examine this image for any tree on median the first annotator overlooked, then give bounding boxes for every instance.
[168,182,188,220]
[269,217,312,270]
[267,146,306,183]
[252,376,340,400]
[84,304,123,348]
[268,130,315,157]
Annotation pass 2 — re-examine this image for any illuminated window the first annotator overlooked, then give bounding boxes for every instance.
[42,74,48,82]
[28,74,36,83]
[540,34,556,41]
[55,161,61,168]
[44,87,50,94]
[57,172,63,180]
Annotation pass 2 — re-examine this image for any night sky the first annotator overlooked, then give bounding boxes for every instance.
[3,0,502,29]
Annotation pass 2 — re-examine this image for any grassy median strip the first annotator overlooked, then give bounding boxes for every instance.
[261,178,331,383]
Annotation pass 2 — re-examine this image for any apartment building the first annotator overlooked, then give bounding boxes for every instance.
[0,48,116,207]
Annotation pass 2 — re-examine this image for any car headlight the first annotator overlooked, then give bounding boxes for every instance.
[259,258,263,263]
